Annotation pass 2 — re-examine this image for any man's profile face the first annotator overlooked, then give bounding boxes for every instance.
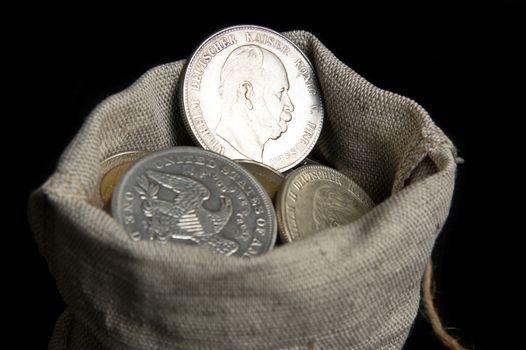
[257,65,294,140]
[218,45,295,147]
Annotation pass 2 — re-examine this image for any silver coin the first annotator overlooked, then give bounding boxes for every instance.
[276,165,374,242]
[112,147,277,257]
[182,25,324,172]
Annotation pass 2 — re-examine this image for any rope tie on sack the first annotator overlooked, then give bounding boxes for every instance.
[422,261,468,350]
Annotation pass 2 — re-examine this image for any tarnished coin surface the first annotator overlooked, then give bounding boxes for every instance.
[99,151,148,210]
[182,25,324,172]
[112,147,277,257]
[236,159,285,202]
[276,165,374,242]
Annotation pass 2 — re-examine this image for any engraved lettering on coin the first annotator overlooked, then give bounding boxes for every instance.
[276,165,374,242]
[182,25,324,172]
[112,147,277,256]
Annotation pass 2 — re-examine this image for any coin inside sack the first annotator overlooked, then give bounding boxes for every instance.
[181,25,324,172]
[111,147,277,257]
[276,165,375,243]
[236,159,284,202]
[99,151,148,211]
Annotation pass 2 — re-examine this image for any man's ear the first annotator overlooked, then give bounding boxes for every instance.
[240,81,254,110]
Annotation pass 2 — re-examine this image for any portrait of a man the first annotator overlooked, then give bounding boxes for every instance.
[215,45,295,161]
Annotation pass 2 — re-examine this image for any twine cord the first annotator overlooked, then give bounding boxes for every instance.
[421,261,467,350]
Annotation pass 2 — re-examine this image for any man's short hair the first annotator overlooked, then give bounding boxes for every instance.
[219,45,271,105]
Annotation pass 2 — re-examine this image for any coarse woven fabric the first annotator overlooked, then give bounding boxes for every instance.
[28,31,458,350]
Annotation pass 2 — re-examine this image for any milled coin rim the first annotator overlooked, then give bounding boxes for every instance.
[276,165,375,243]
[181,24,324,172]
[111,146,278,254]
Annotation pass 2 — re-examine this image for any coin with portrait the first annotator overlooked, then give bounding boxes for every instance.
[182,25,324,172]
[276,165,374,242]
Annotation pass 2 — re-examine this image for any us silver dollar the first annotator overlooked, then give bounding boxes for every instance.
[182,25,324,172]
[276,165,375,242]
[112,147,277,257]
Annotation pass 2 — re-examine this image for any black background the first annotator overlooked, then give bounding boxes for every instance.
[13,2,522,349]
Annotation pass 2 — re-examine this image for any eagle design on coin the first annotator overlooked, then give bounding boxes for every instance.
[136,170,237,255]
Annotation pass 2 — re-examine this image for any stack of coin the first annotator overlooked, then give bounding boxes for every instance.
[100,25,375,257]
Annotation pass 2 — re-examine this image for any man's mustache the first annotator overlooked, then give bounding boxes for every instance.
[281,110,292,122]
[279,111,292,132]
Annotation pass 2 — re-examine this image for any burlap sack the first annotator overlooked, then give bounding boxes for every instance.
[28,31,458,350]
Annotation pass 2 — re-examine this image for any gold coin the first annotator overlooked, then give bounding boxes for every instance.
[236,159,285,202]
[276,165,374,243]
[98,151,148,211]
